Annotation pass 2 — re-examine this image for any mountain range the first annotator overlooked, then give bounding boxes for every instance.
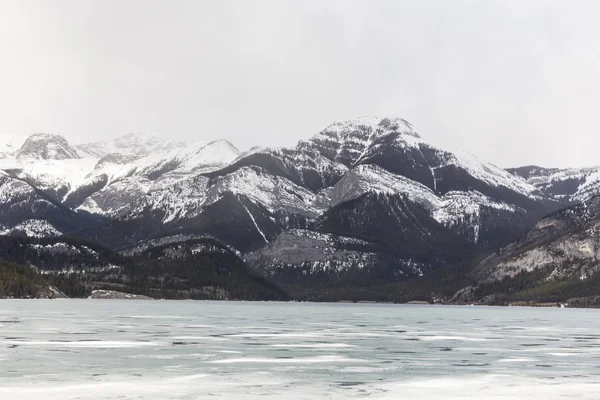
[1,116,599,304]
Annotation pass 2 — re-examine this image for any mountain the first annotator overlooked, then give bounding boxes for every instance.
[246,193,477,300]
[475,195,600,282]
[216,117,551,252]
[0,134,240,218]
[74,116,550,263]
[16,133,81,160]
[1,116,593,302]
[0,172,102,237]
[508,165,600,204]
[66,139,241,217]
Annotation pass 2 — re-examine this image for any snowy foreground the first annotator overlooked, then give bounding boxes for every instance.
[1,301,599,399]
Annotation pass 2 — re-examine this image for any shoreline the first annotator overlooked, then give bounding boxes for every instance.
[6,288,600,308]
[1,297,593,309]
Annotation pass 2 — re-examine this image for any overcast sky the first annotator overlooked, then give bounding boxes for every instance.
[0,0,598,168]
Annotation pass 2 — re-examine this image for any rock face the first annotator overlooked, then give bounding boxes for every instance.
[446,195,600,305]
[245,227,453,294]
[40,285,69,299]
[474,195,600,283]
[16,134,81,160]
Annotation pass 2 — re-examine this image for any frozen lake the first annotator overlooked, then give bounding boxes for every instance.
[1,300,599,399]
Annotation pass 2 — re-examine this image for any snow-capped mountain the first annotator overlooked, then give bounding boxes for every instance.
[1,116,593,301]
[0,133,241,217]
[0,172,101,238]
[56,116,564,295]
[508,165,600,204]
[67,139,241,216]
[0,132,242,242]
[199,116,553,250]
[302,116,538,198]
[16,133,81,160]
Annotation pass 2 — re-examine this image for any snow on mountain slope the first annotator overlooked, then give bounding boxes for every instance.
[433,191,526,247]
[0,134,101,200]
[0,157,99,199]
[295,115,539,199]
[300,116,417,167]
[472,196,600,285]
[89,139,240,186]
[132,116,547,251]
[317,164,440,211]
[126,139,240,179]
[203,166,321,216]
[574,170,600,202]
[210,145,348,193]
[314,164,527,246]
[0,172,96,235]
[126,176,210,223]
[344,123,536,199]
[78,162,327,252]
[0,118,565,256]
[128,165,321,224]
[430,146,539,198]
[434,191,516,226]
[16,133,81,160]
[75,133,187,158]
[0,132,240,218]
[116,154,524,251]
[508,165,600,203]
[76,177,155,216]
[0,219,62,237]
[72,140,241,216]
[0,172,37,203]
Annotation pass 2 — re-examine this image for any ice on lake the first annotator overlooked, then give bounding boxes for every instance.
[1,300,600,399]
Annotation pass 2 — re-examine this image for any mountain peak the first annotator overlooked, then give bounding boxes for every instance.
[171,139,241,172]
[204,139,240,154]
[295,116,421,168]
[323,116,419,139]
[16,133,80,160]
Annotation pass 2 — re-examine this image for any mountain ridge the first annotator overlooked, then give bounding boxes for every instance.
[1,116,597,302]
